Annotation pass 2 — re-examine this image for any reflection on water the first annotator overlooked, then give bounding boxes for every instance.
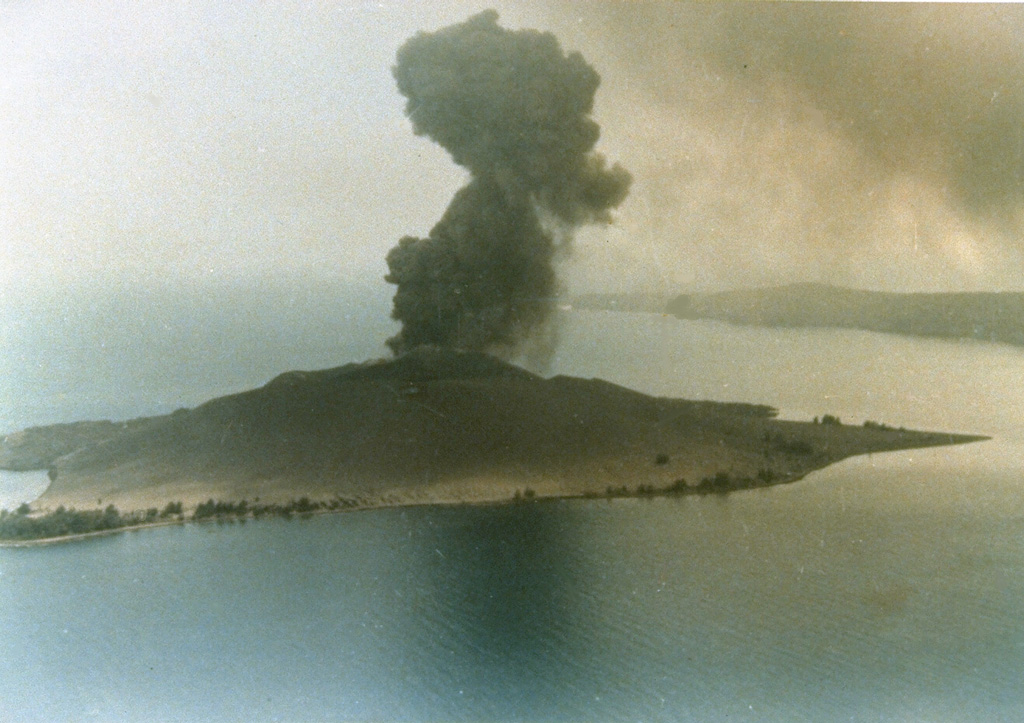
[406,505,582,715]
[2,494,1022,721]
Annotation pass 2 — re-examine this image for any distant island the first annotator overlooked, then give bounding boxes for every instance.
[0,347,986,544]
[666,282,1024,346]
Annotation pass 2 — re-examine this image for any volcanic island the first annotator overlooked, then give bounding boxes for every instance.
[0,347,986,544]
[0,13,989,544]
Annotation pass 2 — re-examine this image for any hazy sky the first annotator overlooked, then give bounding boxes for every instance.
[4,1,1024,296]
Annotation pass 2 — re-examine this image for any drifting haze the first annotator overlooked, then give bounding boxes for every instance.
[4,2,1024,298]
[560,2,1024,292]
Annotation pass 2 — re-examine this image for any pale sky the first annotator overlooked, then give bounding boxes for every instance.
[4,1,1024,297]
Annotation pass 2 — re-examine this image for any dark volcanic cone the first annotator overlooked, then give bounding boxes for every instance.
[0,348,987,513]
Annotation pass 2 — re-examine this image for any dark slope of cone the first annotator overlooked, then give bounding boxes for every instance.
[2,347,987,510]
[46,348,769,491]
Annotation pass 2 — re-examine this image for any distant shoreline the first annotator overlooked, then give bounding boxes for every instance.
[666,283,1024,347]
[0,517,187,547]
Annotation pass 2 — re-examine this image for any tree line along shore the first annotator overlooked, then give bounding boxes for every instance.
[0,468,807,545]
[0,349,988,546]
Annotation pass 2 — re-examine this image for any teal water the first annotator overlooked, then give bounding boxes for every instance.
[0,279,399,433]
[0,471,50,510]
[2,494,1022,721]
[2,293,1023,721]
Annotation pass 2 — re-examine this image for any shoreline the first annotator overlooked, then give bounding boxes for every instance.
[1,349,990,548]
[0,469,815,548]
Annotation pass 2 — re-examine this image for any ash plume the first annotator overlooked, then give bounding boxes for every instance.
[385,10,630,356]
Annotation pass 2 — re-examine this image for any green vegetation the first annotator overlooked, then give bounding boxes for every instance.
[161,501,184,517]
[0,495,365,542]
[512,488,537,502]
[596,475,753,500]
[666,478,688,493]
[0,503,145,541]
[193,499,248,520]
[193,496,356,521]
[697,472,734,494]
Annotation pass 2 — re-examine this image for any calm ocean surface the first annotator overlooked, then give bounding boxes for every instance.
[2,286,1023,721]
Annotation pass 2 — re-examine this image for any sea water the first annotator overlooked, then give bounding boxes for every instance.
[1,288,1023,721]
[0,470,50,510]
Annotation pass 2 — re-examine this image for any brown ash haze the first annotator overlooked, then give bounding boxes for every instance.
[384,11,629,356]
[570,2,1024,291]
[4,3,1024,299]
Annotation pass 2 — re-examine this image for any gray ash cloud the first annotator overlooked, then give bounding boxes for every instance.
[385,10,629,356]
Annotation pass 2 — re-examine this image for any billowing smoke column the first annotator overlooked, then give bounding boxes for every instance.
[385,10,630,356]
